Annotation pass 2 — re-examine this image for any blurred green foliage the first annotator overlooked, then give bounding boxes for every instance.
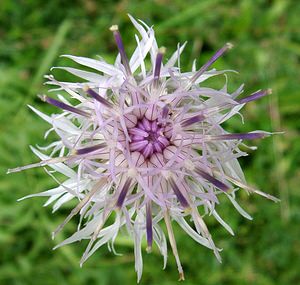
[0,0,299,284]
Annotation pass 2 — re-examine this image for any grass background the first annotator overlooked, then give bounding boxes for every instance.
[0,0,299,284]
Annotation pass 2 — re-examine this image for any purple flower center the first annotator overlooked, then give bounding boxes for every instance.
[129,117,170,158]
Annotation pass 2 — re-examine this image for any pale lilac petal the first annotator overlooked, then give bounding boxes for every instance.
[61,54,121,76]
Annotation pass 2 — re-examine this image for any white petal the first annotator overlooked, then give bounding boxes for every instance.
[211,208,234,235]
[30,146,76,178]
[173,215,212,249]
[61,55,122,76]
[51,67,104,82]
[28,105,52,124]
[165,42,187,68]
[226,194,253,220]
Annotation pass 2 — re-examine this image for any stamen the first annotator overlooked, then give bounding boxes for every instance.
[238,89,272,104]
[39,95,90,117]
[209,132,270,141]
[181,114,205,127]
[146,201,153,253]
[213,170,280,202]
[195,167,229,192]
[110,25,132,76]
[83,85,114,108]
[169,178,189,208]
[153,47,166,88]
[190,43,233,85]
[75,143,107,155]
[116,178,132,208]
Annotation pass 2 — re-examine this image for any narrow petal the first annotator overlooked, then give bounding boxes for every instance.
[110,25,132,76]
[195,167,229,192]
[52,179,105,238]
[39,95,90,117]
[116,178,132,208]
[61,54,121,76]
[153,47,166,88]
[190,43,233,85]
[146,201,153,252]
[238,89,272,104]
[83,86,114,108]
[169,178,189,208]
[164,211,185,281]
[209,132,270,141]
[75,143,106,155]
[51,67,104,82]
[181,114,205,127]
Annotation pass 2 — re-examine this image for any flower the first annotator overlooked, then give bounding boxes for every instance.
[8,15,279,282]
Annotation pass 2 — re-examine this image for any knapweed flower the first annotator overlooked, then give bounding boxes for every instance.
[9,15,279,281]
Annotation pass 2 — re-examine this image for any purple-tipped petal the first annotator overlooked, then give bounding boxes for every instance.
[110,25,132,76]
[76,143,106,155]
[210,132,269,141]
[83,86,114,108]
[190,43,233,84]
[238,89,272,104]
[195,167,229,192]
[39,95,90,117]
[169,178,189,208]
[181,114,205,127]
[153,47,166,87]
[116,178,132,208]
[146,201,153,251]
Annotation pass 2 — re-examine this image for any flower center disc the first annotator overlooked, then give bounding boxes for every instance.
[129,117,170,158]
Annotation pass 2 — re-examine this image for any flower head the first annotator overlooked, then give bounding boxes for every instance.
[8,15,279,282]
